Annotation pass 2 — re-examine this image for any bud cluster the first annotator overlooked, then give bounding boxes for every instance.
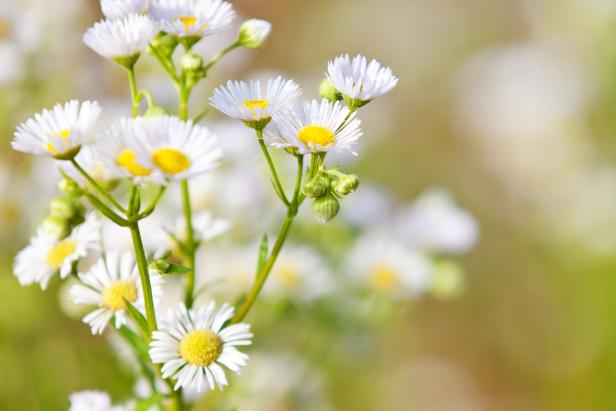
[42,178,86,238]
[303,167,359,223]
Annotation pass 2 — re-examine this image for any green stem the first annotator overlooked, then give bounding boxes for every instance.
[127,67,140,118]
[128,185,158,334]
[70,158,127,213]
[182,179,197,308]
[203,41,240,74]
[232,155,304,323]
[257,129,289,205]
[83,192,129,226]
[135,185,167,221]
[149,42,179,83]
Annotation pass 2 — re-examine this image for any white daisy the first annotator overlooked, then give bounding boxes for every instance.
[132,116,222,181]
[12,100,102,160]
[94,118,155,181]
[327,54,398,103]
[13,213,100,290]
[101,0,149,19]
[150,301,252,392]
[70,251,164,335]
[396,188,479,255]
[149,0,235,39]
[68,390,132,411]
[210,77,301,129]
[83,14,159,61]
[345,232,432,298]
[265,98,362,155]
[172,211,230,243]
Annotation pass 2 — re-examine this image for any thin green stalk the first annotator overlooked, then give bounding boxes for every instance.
[127,67,140,118]
[84,192,129,226]
[149,42,179,82]
[257,129,289,205]
[128,185,158,334]
[70,158,127,213]
[135,185,167,221]
[232,155,304,323]
[203,41,240,74]
[182,179,197,308]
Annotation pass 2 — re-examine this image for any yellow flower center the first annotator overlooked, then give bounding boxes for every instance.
[179,330,223,366]
[243,99,269,117]
[116,148,152,176]
[178,16,197,31]
[152,148,191,175]
[277,264,300,287]
[59,129,70,139]
[298,125,335,148]
[46,240,77,269]
[369,265,398,291]
[102,280,138,311]
[45,130,71,154]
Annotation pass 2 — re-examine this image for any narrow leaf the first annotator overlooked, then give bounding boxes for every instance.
[123,298,148,335]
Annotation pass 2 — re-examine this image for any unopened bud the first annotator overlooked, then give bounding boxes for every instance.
[42,216,70,238]
[148,258,171,274]
[332,173,359,196]
[50,197,77,220]
[148,32,178,58]
[144,104,169,118]
[181,52,203,72]
[238,19,272,49]
[302,174,331,198]
[58,178,81,195]
[430,261,465,300]
[312,192,340,223]
[319,78,342,103]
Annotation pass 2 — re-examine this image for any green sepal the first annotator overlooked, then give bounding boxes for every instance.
[114,53,140,69]
[123,298,149,335]
[52,145,81,161]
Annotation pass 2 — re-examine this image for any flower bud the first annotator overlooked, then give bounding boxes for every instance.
[319,78,342,103]
[148,258,171,274]
[430,261,465,300]
[148,32,178,59]
[302,174,331,198]
[58,178,81,195]
[238,19,272,49]
[50,197,77,220]
[312,192,340,223]
[332,173,359,196]
[181,52,203,72]
[42,215,70,238]
[144,104,169,118]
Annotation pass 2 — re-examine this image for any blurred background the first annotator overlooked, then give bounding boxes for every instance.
[2,0,616,410]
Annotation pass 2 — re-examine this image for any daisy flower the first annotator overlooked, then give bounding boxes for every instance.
[68,390,132,411]
[345,232,432,298]
[150,302,252,392]
[101,0,150,19]
[94,118,154,181]
[132,116,222,182]
[327,54,398,104]
[210,77,301,129]
[12,100,102,160]
[13,213,100,290]
[83,14,159,63]
[70,251,163,335]
[149,0,235,39]
[265,98,362,155]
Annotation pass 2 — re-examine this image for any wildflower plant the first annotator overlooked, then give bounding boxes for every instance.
[11,1,402,409]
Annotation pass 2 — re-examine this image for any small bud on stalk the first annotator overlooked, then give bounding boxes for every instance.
[319,78,342,103]
[302,174,331,198]
[312,192,340,223]
[238,19,272,49]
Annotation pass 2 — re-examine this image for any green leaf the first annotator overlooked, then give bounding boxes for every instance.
[165,263,191,275]
[256,234,268,276]
[123,298,149,335]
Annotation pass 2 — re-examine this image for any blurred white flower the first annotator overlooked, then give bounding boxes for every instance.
[327,54,398,102]
[345,232,432,298]
[396,188,478,255]
[13,213,100,289]
[101,0,149,19]
[68,390,132,411]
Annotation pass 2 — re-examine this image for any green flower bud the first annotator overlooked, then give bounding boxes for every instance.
[238,19,272,49]
[148,258,171,274]
[312,192,340,223]
[144,104,169,118]
[319,78,342,103]
[148,32,178,58]
[181,51,203,72]
[50,197,78,220]
[332,173,359,196]
[42,215,70,238]
[58,178,81,195]
[430,261,465,300]
[302,174,331,198]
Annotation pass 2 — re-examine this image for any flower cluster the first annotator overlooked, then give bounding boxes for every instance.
[9,0,418,409]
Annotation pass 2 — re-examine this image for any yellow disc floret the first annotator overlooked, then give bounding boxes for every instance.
[178,16,197,31]
[116,149,152,176]
[298,125,335,148]
[369,265,398,291]
[152,148,191,175]
[46,240,77,269]
[102,280,138,311]
[179,330,223,366]
[243,99,269,117]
